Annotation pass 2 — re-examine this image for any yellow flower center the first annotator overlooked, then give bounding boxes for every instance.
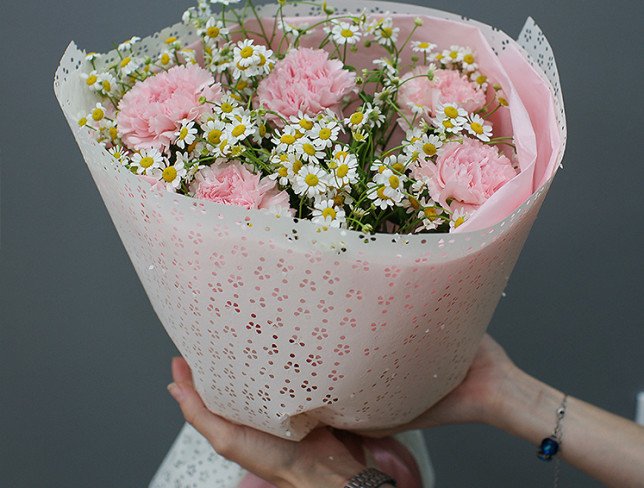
[476,74,487,86]
[236,80,248,91]
[178,127,188,140]
[388,175,400,189]
[335,150,349,160]
[444,106,459,118]
[162,166,177,182]
[207,129,222,145]
[139,156,154,168]
[322,207,337,219]
[376,186,389,200]
[85,74,97,86]
[240,46,254,58]
[463,53,475,64]
[350,112,364,125]
[333,194,345,206]
[259,124,267,137]
[498,97,509,107]
[165,36,177,44]
[453,216,465,228]
[302,143,317,156]
[304,173,319,187]
[280,134,296,145]
[470,122,484,134]
[160,53,171,65]
[77,117,87,127]
[318,128,331,140]
[418,42,430,49]
[424,207,438,218]
[120,57,131,69]
[258,54,267,66]
[101,80,111,92]
[92,108,104,121]
[294,130,304,139]
[435,53,443,61]
[220,102,234,113]
[232,124,246,138]
[109,127,118,139]
[449,50,458,60]
[442,119,454,129]
[292,159,303,174]
[392,162,405,173]
[336,164,349,178]
[298,119,313,130]
[341,28,355,38]
[409,196,420,210]
[278,166,288,177]
[206,26,220,38]
[112,151,122,160]
[236,62,248,71]
[423,143,436,156]
[381,27,393,38]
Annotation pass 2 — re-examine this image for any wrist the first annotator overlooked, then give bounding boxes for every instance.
[486,365,564,445]
[283,459,365,488]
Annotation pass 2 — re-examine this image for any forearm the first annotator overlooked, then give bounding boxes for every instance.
[489,367,644,487]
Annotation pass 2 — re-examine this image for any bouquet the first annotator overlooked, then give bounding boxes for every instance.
[55,0,565,449]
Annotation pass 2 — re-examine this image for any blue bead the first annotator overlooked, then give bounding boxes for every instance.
[537,437,559,461]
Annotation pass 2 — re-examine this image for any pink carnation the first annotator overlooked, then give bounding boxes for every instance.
[412,138,517,213]
[398,68,486,123]
[117,64,222,152]
[256,48,356,124]
[190,162,293,212]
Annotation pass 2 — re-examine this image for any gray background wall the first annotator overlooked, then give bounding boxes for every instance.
[1,0,642,487]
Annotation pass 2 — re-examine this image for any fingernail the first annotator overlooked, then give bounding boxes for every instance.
[167,382,184,402]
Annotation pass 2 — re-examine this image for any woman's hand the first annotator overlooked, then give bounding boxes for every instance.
[357,333,517,437]
[167,356,365,488]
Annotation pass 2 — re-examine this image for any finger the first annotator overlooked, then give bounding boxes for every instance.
[171,356,193,385]
[167,380,240,458]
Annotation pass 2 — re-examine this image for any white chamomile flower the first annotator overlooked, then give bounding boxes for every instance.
[407,133,443,159]
[118,36,141,52]
[470,71,489,91]
[311,198,346,228]
[201,119,226,148]
[97,73,117,96]
[158,50,175,68]
[117,55,140,75]
[233,39,261,68]
[179,48,197,65]
[81,70,101,91]
[150,157,188,191]
[295,138,326,164]
[365,103,386,128]
[269,156,291,186]
[411,41,437,54]
[310,120,340,148]
[85,52,100,63]
[289,112,316,132]
[210,0,242,5]
[367,180,399,209]
[279,20,306,37]
[441,45,465,64]
[226,115,255,144]
[417,204,445,232]
[372,57,398,78]
[131,148,164,175]
[331,22,361,45]
[465,114,493,142]
[200,18,228,43]
[449,208,470,231]
[345,109,369,131]
[279,152,305,179]
[374,168,406,200]
[273,127,301,153]
[108,145,128,165]
[329,147,359,187]
[461,49,477,72]
[217,95,243,120]
[89,102,108,124]
[293,165,329,197]
[369,17,399,46]
[382,154,409,174]
[434,103,468,133]
[175,120,198,149]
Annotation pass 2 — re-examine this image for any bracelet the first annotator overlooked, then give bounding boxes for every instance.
[537,393,568,462]
[344,467,397,488]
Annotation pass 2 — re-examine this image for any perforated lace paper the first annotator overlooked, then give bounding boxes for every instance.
[54,0,566,442]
